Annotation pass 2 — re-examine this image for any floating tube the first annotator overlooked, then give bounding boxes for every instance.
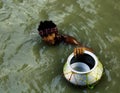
[63,50,103,86]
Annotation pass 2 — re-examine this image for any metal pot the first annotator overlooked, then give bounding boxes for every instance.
[63,50,103,86]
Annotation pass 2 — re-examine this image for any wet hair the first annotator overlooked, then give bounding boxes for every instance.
[38,20,58,37]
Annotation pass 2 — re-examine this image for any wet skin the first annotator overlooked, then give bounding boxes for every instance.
[42,33,56,45]
[42,33,93,56]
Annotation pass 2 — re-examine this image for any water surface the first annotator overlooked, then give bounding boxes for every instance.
[0,0,120,93]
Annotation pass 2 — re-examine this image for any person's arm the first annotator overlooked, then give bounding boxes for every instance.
[63,35,93,56]
[63,35,82,46]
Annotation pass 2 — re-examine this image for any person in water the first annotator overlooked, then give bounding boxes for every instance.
[37,20,93,56]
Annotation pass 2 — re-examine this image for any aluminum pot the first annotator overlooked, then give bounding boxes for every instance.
[63,50,103,86]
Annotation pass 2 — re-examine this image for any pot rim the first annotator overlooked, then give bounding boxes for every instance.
[67,50,98,74]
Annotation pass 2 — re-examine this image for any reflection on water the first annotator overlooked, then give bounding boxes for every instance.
[0,0,120,93]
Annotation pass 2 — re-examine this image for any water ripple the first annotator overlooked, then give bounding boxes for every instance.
[0,9,11,21]
[42,75,65,93]
[105,69,112,82]
[76,0,97,14]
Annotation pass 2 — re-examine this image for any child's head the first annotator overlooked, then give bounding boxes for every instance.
[38,20,58,45]
[38,20,58,38]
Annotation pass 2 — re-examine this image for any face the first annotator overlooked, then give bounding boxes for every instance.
[42,33,56,45]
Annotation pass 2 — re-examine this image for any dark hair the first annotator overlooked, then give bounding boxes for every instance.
[38,20,58,37]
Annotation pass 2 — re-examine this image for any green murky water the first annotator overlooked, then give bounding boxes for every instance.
[0,0,120,93]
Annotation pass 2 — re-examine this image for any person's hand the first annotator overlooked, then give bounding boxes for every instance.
[74,47,85,56]
[74,47,93,56]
